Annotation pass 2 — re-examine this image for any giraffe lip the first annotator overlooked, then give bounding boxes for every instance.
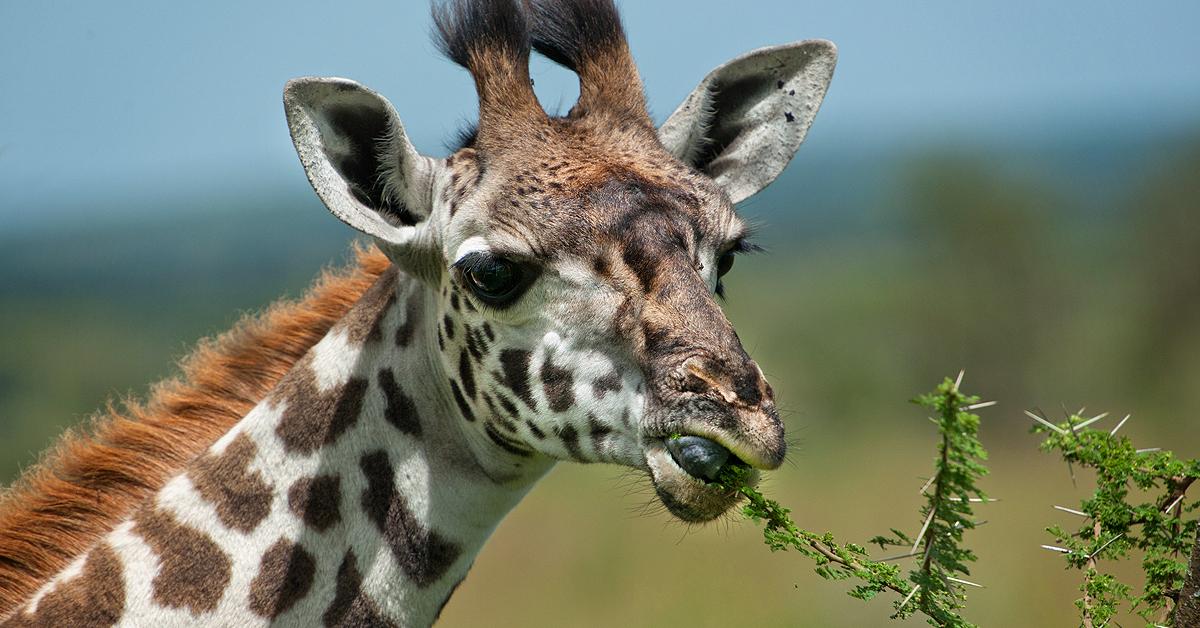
[643,440,755,522]
[642,398,786,471]
[654,424,781,472]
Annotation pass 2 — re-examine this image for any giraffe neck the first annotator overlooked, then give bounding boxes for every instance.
[5,267,554,628]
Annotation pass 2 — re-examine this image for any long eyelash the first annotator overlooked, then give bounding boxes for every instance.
[724,232,763,255]
[451,251,492,273]
[731,237,764,255]
[715,238,762,301]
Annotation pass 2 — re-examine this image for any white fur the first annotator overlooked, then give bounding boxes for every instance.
[309,329,362,392]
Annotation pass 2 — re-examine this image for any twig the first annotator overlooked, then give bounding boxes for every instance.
[1176,526,1200,627]
[1082,519,1103,628]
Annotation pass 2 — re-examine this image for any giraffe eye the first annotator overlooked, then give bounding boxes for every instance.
[714,238,760,299]
[466,258,519,298]
[716,252,736,278]
[455,252,537,308]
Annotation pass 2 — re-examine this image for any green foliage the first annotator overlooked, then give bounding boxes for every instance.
[1034,412,1200,626]
[723,375,991,627]
[716,464,911,604]
[902,376,990,625]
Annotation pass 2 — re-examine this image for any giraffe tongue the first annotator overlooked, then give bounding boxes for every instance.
[666,435,731,481]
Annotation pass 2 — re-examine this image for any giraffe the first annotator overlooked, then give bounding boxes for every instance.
[0,0,836,625]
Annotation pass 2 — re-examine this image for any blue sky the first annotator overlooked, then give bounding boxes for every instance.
[2,1,1198,221]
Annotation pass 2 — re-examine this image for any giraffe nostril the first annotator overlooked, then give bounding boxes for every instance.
[665,435,730,481]
[680,357,769,407]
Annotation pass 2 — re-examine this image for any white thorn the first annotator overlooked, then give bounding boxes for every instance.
[966,401,997,411]
[1072,413,1107,431]
[1041,544,1072,554]
[911,509,936,554]
[1137,448,1161,454]
[1025,410,1067,435]
[954,370,965,389]
[918,476,935,495]
[1089,533,1124,559]
[1109,414,1131,436]
[1054,505,1089,517]
[879,550,923,562]
[899,584,921,609]
[1164,495,1185,514]
[947,576,984,588]
[949,497,997,503]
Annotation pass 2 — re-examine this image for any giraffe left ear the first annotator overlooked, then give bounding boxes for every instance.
[284,77,442,262]
[658,40,837,204]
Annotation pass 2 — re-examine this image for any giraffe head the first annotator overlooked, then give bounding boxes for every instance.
[283,0,835,522]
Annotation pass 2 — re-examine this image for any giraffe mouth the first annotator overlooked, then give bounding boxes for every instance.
[637,395,783,521]
[643,436,759,522]
[665,435,739,482]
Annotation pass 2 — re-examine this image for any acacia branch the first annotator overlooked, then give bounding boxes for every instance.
[1082,519,1102,628]
[805,538,911,597]
[919,427,952,606]
[1176,527,1200,627]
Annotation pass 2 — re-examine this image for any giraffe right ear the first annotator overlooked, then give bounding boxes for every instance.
[657,41,836,205]
[284,77,442,255]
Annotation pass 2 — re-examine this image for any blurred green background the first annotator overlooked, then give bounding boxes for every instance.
[3,0,1200,626]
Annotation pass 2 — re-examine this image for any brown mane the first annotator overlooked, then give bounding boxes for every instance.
[0,244,392,614]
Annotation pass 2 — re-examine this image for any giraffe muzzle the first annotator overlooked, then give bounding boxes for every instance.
[638,354,785,521]
[643,436,758,523]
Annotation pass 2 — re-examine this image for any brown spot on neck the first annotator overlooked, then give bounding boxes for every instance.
[359,451,461,588]
[378,369,422,437]
[557,424,585,462]
[335,267,399,345]
[394,295,423,347]
[247,538,316,619]
[287,475,342,533]
[3,543,124,628]
[274,359,370,455]
[322,550,396,627]
[133,508,231,614]
[188,434,273,534]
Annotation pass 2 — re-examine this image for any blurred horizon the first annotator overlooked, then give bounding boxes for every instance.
[3,1,1200,626]
[3,0,1199,228]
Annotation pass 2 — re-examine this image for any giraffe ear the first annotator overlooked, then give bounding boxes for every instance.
[658,41,837,204]
[284,77,442,253]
